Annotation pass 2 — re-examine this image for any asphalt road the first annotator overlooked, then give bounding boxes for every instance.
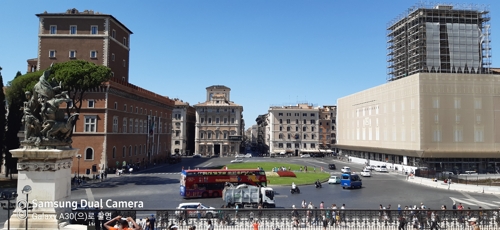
[1,155,500,224]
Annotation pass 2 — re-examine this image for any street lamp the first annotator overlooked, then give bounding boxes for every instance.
[76,154,82,179]
[1,191,18,230]
[22,185,32,230]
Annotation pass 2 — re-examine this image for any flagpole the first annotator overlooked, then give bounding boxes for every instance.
[147,115,150,165]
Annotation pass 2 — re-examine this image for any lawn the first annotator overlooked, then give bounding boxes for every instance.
[224,162,330,185]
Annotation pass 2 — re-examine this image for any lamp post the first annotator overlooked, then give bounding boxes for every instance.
[76,154,82,179]
[1,191,18,230]
[22,185,32,230]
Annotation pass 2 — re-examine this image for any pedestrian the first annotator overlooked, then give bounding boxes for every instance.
[149,214,156,230]
[207,220,214,230]
[197,204,202,220]
[468,217,480,230]
[302,200,307,209]
[252,219,259,230]
[103,215,141,230]
[322,215,328,230]
[398,215,407,230]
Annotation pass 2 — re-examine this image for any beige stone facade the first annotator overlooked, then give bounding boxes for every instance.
[268,104,320,156]
[337,73,500,173]
[171,99,196,156]
[194,86,243,156]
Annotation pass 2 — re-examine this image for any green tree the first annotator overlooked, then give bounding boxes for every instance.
[0,67,6,172]
[49,60,112,115]
[4,70,41,177]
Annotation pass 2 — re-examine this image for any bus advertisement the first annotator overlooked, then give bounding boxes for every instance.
[180,169,268,198]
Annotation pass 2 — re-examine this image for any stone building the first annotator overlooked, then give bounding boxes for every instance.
[171,99,196,156]
[194,85,244,156]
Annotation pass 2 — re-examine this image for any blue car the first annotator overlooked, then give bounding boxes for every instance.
[341,173,362,189]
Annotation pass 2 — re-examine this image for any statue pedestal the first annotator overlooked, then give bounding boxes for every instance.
[3,147,79,230]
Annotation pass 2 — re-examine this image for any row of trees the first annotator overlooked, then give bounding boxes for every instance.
[0,60,112,178]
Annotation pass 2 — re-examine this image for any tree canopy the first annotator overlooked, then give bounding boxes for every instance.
[49,60,112,114]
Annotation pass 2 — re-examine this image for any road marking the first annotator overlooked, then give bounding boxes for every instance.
[459,191,492,209]
[449,197,477,206]
[274,195,288,198]
[86,188,95,202]
[203,162,213,167]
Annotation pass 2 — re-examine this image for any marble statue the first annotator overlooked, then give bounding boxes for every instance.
[21,64,78,147]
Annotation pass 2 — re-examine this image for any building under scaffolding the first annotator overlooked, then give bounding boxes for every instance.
[387,4,491,81]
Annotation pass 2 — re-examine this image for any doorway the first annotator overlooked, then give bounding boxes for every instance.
[214,144,221,156]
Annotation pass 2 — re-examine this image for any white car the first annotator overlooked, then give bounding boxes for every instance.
[235,154,245,158]
[328,176,341,184]
[175,203,217,218]
[244,153,252,158]
[341,167,351,173]
[379,165,388,173]
[300,154,311,158]
[360,169,371,177]
[230,159,243,163]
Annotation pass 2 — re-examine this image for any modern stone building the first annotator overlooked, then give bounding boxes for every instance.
[171,99,196,156]
[336,3,499,174]
[26,9,176,176]
[268,103,320,156]
[194,85,244,156]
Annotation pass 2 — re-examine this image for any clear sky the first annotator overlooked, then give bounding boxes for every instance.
[1,0,498,130]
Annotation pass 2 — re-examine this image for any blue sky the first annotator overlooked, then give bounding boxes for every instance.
[1,0,498,130]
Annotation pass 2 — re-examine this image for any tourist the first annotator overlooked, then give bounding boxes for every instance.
[103,215,141,230]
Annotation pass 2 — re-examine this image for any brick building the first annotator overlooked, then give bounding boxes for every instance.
[27,8,177,176]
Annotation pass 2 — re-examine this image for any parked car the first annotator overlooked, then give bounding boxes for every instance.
[328,175,341,184]
[244,153,252,158]
[192,154,202,158]
[360,169,371,177]
[230,159,243,163]
[300,154,311,158]
[175,203,217,219]
[328,164,336,170]
[341,166,351,173]
[379,165,388,172]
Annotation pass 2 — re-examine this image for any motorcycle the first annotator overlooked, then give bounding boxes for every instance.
[315,181,322,188]
[290,186,300,194]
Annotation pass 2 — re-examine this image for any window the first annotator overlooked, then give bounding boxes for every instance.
[112,117,118,133]
[69,50,76,58]
[70,25,77,34]
[303,143,307,148]
[200,132,204,139]
[124,104,127,111]
[112,29,116,38]
[114,102,117,110]
[279,126,283,131]
[49,50,56,58]
[223,118,228,124]
[123,37,127,46]
[111,53,115,61]
[123,60,126,67]
[310,113,315,117]
[287,126,291,131]
[129,119,133,133]
[433,126,441,142]
[474,98,482,109]
[91,25,98,34]
[90,50,97,58]
[139,120,143,133]
[279,134,283,139]
[454,126,463,142]
[311,143,315,148]
[208,118,212,124]
[278,113,283,116]
[88,100,95,108]
[223,132,227,139]
[303,119,306,124]
[216,118,220,124]
[295,143,299,148]
[84,116,97,132]
[129,146,132,156]
[278,143,283,148]
[286,119,290,124]
[122,147,126,157]
[432,97,440,109]
[208,133,212,139]
[303,127,306,131]
[85,148,94,160]
[231,118,235,124]
[49,25,57,34]
[454,98,461,109]
[123,118,127,133]
[303,113,307,117]
[303,134,307,139]
[143,120,147,133]
[310,119,315,124]
[112,147,116,159]
[474,126,484,142]
[134,119,138,133]
[311,127,315,132]
[312,134,316,139]
[279,119,283,124]
[175,141,180,145]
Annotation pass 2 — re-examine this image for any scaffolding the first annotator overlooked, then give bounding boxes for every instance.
[386,3,492,81]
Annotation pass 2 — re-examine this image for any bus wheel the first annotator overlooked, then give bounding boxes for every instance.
[202,192,208,198]
[212,192,219,198]
[206,213,213,219]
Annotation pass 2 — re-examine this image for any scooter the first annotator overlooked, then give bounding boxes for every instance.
[290,186,300,194]
[315,182,322,188]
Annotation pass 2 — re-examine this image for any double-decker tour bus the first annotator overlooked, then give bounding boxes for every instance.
[180,169,267,198]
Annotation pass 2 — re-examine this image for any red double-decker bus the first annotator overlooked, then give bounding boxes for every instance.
[180,169,267,198]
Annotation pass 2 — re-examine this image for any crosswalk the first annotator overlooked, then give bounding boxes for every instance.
[449,196,500,208]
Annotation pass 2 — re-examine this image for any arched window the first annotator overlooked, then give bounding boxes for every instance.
[134,146,137,155]
[122,146,126,157]
[85,148,94,160]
